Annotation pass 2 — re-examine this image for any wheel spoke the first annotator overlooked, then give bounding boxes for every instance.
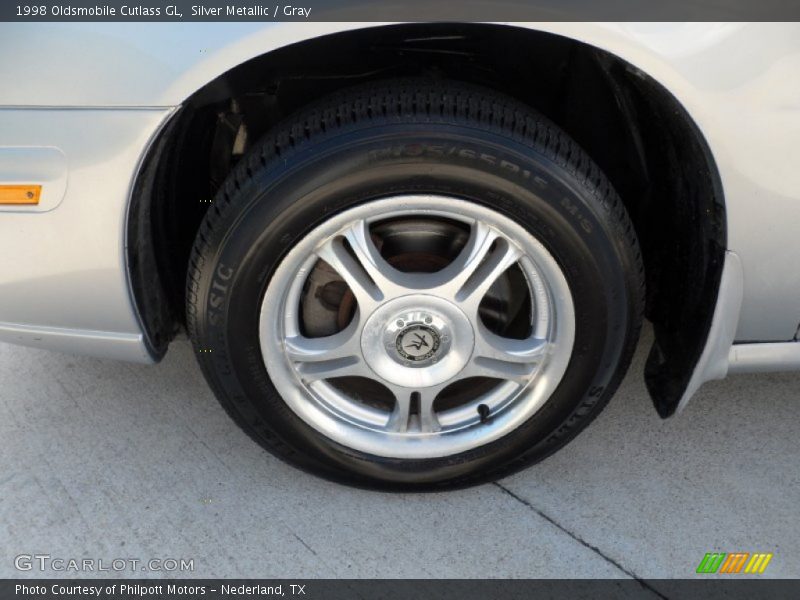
[417,387,442,433]
[343,220,397,287]
[295,357,366,381]
[433,221,496,292]
[386,385,442,433]
[316,219,406,309]
[457,237,522,305]
[315,239,380,308]
[467,326,548,381]
[386,391,412,433]
[314,230,380,310]
[434,221,522,306]
[285,322,368,382]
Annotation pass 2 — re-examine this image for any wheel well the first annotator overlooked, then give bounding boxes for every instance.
[128,23,725,417]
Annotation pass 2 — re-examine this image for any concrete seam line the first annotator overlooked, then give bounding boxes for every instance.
[492,482,670,599]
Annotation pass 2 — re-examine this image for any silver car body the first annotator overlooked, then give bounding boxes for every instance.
[1,22,799,408]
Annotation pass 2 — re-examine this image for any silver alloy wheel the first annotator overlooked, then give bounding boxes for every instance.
[259,195,575,459]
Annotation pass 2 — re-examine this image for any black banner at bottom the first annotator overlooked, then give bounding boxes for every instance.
[3,579,800,600]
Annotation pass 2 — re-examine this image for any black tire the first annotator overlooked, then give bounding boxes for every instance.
[186,79,644,490]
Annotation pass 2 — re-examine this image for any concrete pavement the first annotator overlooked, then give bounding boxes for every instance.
[1,327,798,582]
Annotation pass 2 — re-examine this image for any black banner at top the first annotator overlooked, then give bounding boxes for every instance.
[2,0,800,22]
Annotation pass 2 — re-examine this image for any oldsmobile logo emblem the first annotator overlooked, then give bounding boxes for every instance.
[396,324,441,362]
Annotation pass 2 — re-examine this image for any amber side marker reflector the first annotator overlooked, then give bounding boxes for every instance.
[0,184,41,205]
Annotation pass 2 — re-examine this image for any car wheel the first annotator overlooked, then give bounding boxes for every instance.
[186,79,644,489]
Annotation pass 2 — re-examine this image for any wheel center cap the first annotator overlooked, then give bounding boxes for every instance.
[386,311,450,367]
[361,296,474,387]
[396,324,440,362]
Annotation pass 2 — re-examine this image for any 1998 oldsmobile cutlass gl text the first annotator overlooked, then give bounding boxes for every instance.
[15,5,312,18]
